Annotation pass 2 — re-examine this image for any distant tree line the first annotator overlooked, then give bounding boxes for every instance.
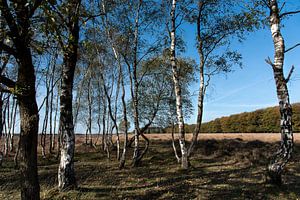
[163,103,300,133]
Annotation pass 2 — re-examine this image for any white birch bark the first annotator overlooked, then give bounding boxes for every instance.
[170,0,188,169]
[266,0,294,185]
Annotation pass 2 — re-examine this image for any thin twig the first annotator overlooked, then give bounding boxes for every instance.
[285,65,295,83]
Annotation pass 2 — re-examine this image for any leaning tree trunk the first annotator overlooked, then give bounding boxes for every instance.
[266,0,293,185]
[170,0,188,169]
[58,1,80,190]
[188,10,205,157]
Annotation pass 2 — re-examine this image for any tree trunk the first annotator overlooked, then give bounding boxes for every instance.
[0,95,3,161]
[171,122,180,163]
[0,94,3,141]
[58,1,81,190]
[102,97,106,152]
[119,66,128,169]
[18,52,40,200]
[14,136,20,169]
[266,0,293,185]
[54,86,60,154]
[188,9,205,157]
[170,0,188,169]
[131,0,144,167]
[49,59,57,153]
[87,78,93,146]
[41,84,49,158]
[10,98,17,152]
[58,56,77,190]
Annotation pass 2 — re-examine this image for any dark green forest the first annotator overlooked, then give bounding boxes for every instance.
[163,103,300,133]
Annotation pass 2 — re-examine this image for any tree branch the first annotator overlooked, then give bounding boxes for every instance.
[0,54,10,74]
[0,85,11,94]
[280,10,300,18]
[0,75,16,88]
[285,43,300,53]
[285,65,295,83]
[82,13,106,24]
[0,41,16,56]
[279,2,285,13]
[265,57,275,68]
[0,0,20,40]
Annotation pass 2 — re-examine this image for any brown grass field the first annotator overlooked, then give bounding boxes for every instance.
[1,133,300,199]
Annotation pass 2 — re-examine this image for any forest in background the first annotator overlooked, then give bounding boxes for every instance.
[177,103,300,133]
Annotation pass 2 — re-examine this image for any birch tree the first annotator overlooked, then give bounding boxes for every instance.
[264,0,300,185]
[170,0,189,169]
[184,0,260,157]
[44,0,82,190]
[106,0,165,166]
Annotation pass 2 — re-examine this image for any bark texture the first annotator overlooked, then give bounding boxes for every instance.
[266,0,294,185]
[170,0,188,169]
[58,0,81,190]
[0,1,41,199]
[18,57,40,200]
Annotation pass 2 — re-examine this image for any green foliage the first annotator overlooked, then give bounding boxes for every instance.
[127,53,196,128]
[195,103,300,133]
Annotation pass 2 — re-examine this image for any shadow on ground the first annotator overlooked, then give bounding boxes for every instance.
[1,138,300,199]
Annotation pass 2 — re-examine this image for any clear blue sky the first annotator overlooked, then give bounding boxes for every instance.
[181,3,300,124]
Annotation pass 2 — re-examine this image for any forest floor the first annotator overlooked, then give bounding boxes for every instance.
[1,133,300,199]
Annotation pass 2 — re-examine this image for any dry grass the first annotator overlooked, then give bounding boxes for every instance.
[1,133,300,199]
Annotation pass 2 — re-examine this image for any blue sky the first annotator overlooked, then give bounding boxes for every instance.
[181,3,300,124]
[33,1,300,134]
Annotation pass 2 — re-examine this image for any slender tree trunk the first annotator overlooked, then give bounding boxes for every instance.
[113,74,121,161]
[87,78,93,146]
[54,86,60,154]
[266,0,293,185]
[14,136,20,168]
[119,66,128,169]
[102,97,106,152]
[188,8,205,156]
[3,99,8,156]
[0,94,3,141]
[49,59,57,153]
[170,0,188,169]
[171,122,180,163]
[41,84,49,158]
[101,72,120,160]
[0,94,3,160]
[131,0,145,167]
[10,98,17,152]
[58,0,81,190]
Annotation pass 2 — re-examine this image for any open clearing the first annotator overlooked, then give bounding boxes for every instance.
[1,133,300,199]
